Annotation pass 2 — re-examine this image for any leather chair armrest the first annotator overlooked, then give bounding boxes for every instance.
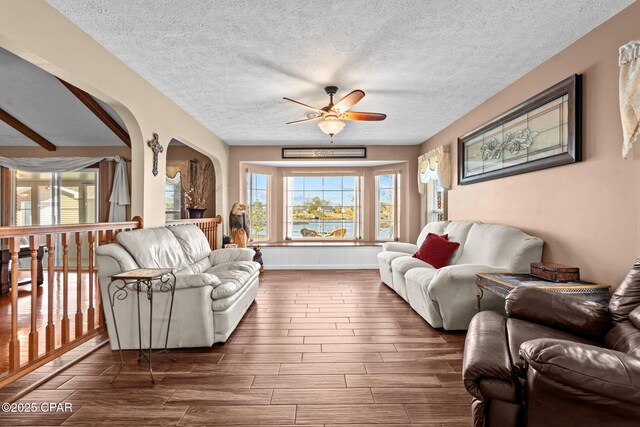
[382,242,418,254]
[505,287,610,341]
[209,248,255,265]
[463,311,517,402]
[520,338,640,405]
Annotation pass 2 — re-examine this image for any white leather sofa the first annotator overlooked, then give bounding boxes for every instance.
[96,224,259,350]
[378,221,543,330]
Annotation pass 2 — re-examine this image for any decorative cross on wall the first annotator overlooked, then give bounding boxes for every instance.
[147,133,164,176]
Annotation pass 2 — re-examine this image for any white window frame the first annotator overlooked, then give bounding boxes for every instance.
[375,172,399,241]
[245,170,270,242]
[283,174,363,241]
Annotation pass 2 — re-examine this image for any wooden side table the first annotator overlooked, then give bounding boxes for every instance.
[107,268,177,383]
[475,273,611,311]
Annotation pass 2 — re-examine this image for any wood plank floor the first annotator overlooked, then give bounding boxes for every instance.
[1,269,472,426]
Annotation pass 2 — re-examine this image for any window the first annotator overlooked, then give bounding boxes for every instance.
[284,175,362,239]
[375,173,398,240]
[426,177,447,223]
[165,172,182,220]
[14,170,98,226]
[246,172,269,241]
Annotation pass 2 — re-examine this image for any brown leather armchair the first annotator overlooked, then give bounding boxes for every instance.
[462,258,640,427]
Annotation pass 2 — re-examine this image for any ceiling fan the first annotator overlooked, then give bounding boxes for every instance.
[283,86,386,138]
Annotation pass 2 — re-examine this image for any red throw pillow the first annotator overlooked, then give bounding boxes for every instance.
[413,233,460,269]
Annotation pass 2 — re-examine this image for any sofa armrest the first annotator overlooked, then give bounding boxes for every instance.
[463,310,518,402]
[382,242,418,254]
[209,248,255,265]
[96,243,138,275]
[520,338,640,405]
[432,264,510,285]
[505,287,610,341]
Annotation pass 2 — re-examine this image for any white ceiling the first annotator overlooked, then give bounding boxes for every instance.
[48,0,633,146]
[0,47,127,148]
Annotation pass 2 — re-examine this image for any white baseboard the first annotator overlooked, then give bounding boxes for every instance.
[266,264,378,270]
[260,246,382,270]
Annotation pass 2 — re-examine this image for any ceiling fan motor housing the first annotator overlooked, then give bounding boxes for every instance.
[324,86,339,95]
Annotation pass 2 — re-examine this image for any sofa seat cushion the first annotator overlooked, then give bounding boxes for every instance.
[205,267,258,300]
[506,318,598,375]
[116,227,188,270]
[392,256,434,275]
[207,261,260,276]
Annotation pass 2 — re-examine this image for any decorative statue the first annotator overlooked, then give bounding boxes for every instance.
[229,203,249,248]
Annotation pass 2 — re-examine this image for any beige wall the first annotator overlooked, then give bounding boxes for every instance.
[166,144,216,217]
[229,145,421,243]
[0,0,229,230]
[420,3,640,287]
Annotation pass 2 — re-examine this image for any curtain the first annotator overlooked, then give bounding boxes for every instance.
[0,156,130,222]
[108,157,130,222]
[417,145,451,194]
[0,156,105,172]
[620,40,640,159]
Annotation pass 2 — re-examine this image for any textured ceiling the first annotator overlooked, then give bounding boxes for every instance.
[0,47,126,147]
[48,0,633,146]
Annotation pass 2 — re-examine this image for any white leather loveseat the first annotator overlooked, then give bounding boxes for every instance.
[378,221,543,330]
[96,224,259,349]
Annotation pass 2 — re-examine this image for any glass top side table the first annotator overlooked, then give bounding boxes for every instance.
[107,268,177,383]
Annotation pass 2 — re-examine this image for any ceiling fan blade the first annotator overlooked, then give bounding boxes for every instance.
[341,111,386,121]
[285,116,320,125]
[283,97,323,113]
[332,90,365,114]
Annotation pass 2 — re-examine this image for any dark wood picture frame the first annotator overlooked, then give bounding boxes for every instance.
[282,147,367,159]
[458,74,581,185]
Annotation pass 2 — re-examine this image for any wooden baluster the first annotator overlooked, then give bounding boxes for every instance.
[98,230,106,246]
[45,234,55,352]
[75,232,83,338]
[213,221,219,250]
[8,237,20,371]
[87,231,96,331]
[28,236,39,361]
[61,233,70,344]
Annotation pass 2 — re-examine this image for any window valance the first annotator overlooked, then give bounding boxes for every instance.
[0,156,130,222]
[417,145,451,194]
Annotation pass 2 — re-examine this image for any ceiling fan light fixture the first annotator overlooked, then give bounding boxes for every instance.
[318,115,345,137]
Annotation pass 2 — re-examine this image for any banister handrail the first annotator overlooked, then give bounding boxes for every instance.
[166,215,222,225]
[0,216,143,239]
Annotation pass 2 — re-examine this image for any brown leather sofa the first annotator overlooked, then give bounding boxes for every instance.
[462,258,640,427]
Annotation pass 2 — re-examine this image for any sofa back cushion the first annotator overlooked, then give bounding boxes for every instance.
[442,221,475,265]
[605,321,640,358]
[167,224,211,264]
[456,223,543,271]
[116,227,187,270]
[416,221,449,247]
[609,257,640,323]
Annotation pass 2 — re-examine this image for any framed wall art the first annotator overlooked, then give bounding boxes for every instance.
[282,147,367,159]
[458,74,581,185]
